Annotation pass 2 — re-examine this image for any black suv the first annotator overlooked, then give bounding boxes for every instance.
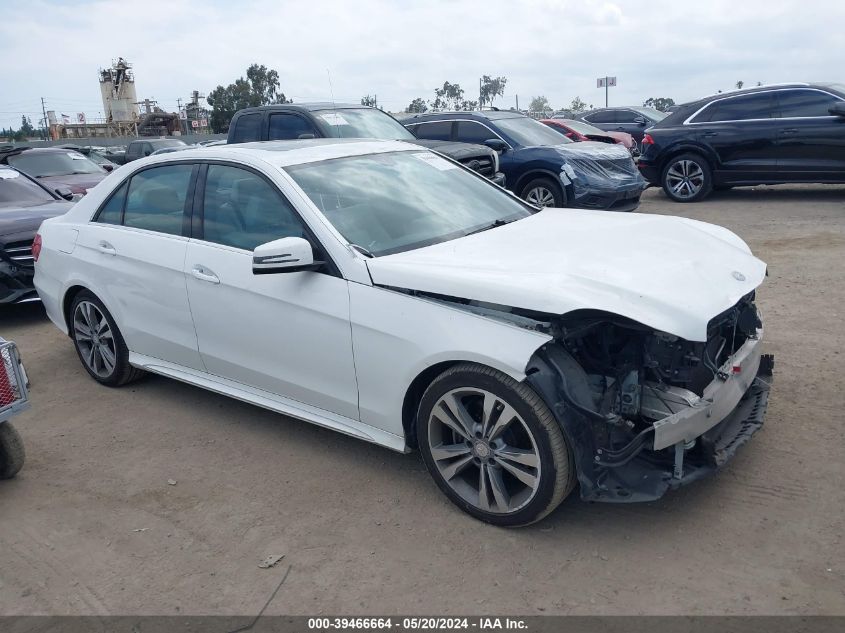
[227,104,505,186]
[638,83,845,202]
[579,107,667,145]
[405,110,645,211]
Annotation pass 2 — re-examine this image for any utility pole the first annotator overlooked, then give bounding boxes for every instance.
[177,97,184,136]
[515,94,519,112]
[605,76,609,107]
[479,77,483,109]
[41,97,48,140]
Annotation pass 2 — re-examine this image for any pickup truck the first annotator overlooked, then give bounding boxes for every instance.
[226,103,505,186]
[123,138,187,163]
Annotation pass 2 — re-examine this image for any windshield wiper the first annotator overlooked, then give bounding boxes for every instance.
[465,218,511,236]
[350,244,375,258]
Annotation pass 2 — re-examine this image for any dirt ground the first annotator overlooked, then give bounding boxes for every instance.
[0,185,843,616]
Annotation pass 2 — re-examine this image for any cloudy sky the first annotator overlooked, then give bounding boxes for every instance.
[0,0,842,129]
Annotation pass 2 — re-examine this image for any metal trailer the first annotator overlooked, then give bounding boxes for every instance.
[0,339,29,479]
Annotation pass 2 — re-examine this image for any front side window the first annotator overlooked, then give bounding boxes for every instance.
[777,90,841,118]
[584,110,615,123]
[123,164,193,235]
[456,121,497,144]
[7,151,104,177]
[268,113,318,140]
[693,92,776,123]
[413,121,453,141]
[201,165,306,251]
[311,108,415,140]
[615,110,640,123]
[285,151,533,257]
[231,113,261,143]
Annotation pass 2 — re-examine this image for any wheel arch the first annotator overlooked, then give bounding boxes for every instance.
[401,360,461,449]
[658,142,719,175]
[62,284,90,336]
[513,168,565,193]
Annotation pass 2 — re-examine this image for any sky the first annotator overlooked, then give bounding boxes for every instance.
[1,0,842,130]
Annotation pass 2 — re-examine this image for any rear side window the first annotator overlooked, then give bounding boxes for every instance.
[231,113,262,143]
[413,121,453,141]
[584,110,615,123]
[123,165,193,235]
[268,113,318,140]
[778,90,841,118]
[693,92,775,123]
[201,165,306,251]
[96,182,128,225]
[456,121,495,144]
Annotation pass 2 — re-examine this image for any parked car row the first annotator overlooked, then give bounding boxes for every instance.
[0,146,108,198]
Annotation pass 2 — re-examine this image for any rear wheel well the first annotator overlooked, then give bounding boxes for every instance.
[62,285,88,336]
[401,361,460,449]
[660,147,714,174]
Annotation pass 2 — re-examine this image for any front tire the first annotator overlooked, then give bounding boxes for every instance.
[70,291,145,387]
[520,177,566,208]
[0,422,25,479]
[661,153,712,202]
[417,363,575,526]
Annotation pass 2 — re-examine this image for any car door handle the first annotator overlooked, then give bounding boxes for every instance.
[191,265,220,284]
[780,128,800,136]
[702,131,719,137]
[97,241,116,256]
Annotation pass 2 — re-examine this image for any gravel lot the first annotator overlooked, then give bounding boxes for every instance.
[1,185,843,616]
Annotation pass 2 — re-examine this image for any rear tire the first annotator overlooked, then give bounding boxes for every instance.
[661,153,712,202]
[416,363,575,526]
[0,422,25,479]
[70,291,145,387]
[519,177,566,208]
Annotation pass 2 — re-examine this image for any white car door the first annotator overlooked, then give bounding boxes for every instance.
[183,163,359,420]
[75,163,204,370]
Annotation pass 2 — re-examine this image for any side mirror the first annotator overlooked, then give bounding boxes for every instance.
[829,102,845,117]
[144,150,151,156]
[634,116,648,126]
[55,186,74,201]
[483,138,507,152]
[102,164,114,172]
[252,236,323,274]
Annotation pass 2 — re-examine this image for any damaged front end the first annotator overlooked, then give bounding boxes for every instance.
[558,143,647,212]
[525,293,773,502]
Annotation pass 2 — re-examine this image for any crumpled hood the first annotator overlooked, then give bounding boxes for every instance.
[366,209,767,342]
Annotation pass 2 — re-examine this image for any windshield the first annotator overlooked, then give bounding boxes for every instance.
[0,169,55,206]
[313,108,415,140]
[8,151,104,177]
[632,107,668,121]
[285,151,532,256]
[494,116,572,147]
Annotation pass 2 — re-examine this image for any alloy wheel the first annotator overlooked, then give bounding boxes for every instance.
[73,301,117,378]
[525,186,556,207]
[666,159,704,199]
[428,388,541,514]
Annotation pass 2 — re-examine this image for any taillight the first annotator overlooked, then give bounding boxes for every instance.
[32,233,42,262]
[641,133,655,146]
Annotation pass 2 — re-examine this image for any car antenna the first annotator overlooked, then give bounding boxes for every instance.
[326,68,341,136]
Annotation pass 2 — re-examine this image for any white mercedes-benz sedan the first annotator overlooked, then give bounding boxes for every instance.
[34,139,773,526]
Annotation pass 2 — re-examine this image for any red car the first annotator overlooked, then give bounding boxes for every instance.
[541,119,639,157]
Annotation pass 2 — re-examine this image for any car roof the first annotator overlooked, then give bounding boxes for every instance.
[677,82,841,108]
[404,110,525,121]
[144,138,420,168]
[236,102,369,115]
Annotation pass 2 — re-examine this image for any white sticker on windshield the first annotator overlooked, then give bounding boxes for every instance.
[413,152,457,171]
[68,152,86,159]
[319,112,349,126]
[0,169,20,179]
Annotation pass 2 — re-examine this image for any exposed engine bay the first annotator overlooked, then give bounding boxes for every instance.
[402,287,774,503]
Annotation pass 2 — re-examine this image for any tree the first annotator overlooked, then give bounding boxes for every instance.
[736,80,744,90]
[207,63,290,132]
[480,75,507,107]
[360,95,377,107]
[643,97,676,112]
[429,82,476,111]
[18,116,35,139]
[529,96,550,113]
[569,97,590,115]
[405,98,428,114]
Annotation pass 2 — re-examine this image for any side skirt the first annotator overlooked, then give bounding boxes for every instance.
[128,352,407,453]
